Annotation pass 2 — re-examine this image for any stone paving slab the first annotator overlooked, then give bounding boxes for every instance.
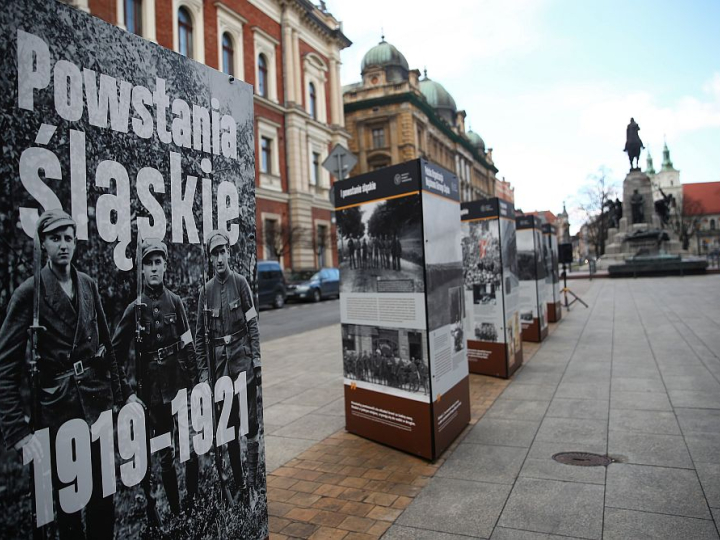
[602,508,719,540]
[436,443,528,485]
[498,477,605,539]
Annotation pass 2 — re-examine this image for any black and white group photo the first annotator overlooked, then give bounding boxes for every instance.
[336,195,425,294]
[342,324,430,397]
[462,220,502,305]
[475,321,499,342]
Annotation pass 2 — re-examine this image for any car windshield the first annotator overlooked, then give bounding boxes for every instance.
[290,270,316,281]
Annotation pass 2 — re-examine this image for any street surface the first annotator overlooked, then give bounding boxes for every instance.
[258,298,340,343]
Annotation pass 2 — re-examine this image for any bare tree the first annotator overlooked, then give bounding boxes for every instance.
[313,224,331,267]
[264,221,308,263]
[577,167,618,257]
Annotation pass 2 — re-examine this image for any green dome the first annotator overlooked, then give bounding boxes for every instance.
[361,39,409,74]
[467,130,486,152]
[419,75,457,113]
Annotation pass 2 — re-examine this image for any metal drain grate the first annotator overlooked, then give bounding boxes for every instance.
[552,452,613,467]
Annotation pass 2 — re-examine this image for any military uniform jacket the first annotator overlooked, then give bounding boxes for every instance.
[112,285,199,407]
[0,265,130,448]
[196,271,260,384]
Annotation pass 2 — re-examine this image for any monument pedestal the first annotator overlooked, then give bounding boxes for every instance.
[600,169,701,275]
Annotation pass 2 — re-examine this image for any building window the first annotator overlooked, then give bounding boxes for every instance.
[178,7,193,58]
[711,219,716,230]
[264,218,278,260]
[258,54,268,97]
[317,224,328,267]
[221,32,234,76]
[372,128,385,149]
[310,152,321,186]
[125,0,142,35]
[309,82,317,119]
[261,136,272,174]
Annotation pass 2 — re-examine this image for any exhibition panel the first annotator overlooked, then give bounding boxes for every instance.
[460,198,523,378]
[335,159,470,460]
[0,2,268,537]
[516,216,549,342]
[542,224,562,322]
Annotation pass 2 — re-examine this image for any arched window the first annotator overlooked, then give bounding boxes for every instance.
[178,7,193,58]
[125,0,143,35]
[309,82,317,119]
[221,33,234,76]
[257,54,268,97]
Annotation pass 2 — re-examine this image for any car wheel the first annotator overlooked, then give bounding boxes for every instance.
[312,288,321,303]
[273,292,285,309]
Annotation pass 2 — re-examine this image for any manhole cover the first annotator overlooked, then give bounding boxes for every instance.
[552,452,613,467]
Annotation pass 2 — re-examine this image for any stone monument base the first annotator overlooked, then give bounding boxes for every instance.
[598,169,688,270]
[608,257,708,278]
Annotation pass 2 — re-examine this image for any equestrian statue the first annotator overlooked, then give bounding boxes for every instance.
[624,117,644,170]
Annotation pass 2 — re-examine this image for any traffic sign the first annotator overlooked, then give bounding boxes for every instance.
[322,144,357,181]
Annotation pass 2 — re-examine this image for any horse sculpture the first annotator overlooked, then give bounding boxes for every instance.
[624,117,644,170]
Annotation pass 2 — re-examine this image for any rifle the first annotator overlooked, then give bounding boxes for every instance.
[199,240,234,505]
[134,231,163,530]
[29,232,47,540]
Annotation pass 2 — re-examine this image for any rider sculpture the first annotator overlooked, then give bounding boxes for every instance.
[624,117,644,170]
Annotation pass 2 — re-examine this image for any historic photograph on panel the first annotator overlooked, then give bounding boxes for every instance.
[336,194,424,294]
[463,219,502,306]
[423,199,464,333]
[500,218,522,362]
[500,219,519,294]
[0,2,268,538]
[342,324,430,400]
[516,226,538,282]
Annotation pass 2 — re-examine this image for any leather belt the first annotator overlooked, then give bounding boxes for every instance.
[147,340,183,364]
[213,327,247,346]
[47,355,102,382]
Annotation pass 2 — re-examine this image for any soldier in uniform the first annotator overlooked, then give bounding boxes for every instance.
[0,209,135,539]
[195,230,262,498]
[111,238,200,515]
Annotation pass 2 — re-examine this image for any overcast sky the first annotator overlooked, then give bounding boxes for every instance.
[326,0,720,232]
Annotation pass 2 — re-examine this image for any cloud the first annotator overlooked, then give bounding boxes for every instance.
[331,0,548,84]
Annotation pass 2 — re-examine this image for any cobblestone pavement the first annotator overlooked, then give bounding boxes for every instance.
[261,276,720,539]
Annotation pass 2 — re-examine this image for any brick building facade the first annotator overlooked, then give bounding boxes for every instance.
[68,0,350,270]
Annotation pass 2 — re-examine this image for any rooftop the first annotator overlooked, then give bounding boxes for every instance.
[683,181,720,214]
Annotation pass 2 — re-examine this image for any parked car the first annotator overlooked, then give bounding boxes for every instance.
[256,260,287,309]
[286,268,339,303]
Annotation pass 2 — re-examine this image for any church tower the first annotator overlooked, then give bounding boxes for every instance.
[651,141,681,203]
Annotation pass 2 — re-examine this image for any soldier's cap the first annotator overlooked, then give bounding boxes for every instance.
[207,230,230,254]
[37,208,76,236]
[141,238,168,261]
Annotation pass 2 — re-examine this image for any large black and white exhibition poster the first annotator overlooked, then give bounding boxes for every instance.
[461,198,522,378]
[0,2,268,538]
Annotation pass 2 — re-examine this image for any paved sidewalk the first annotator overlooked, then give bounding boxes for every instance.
[386,276,720,539]
[261,276,720,539]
